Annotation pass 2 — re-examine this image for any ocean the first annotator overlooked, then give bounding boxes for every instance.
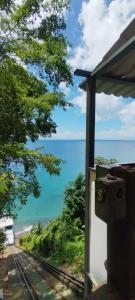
[15,139,135,233]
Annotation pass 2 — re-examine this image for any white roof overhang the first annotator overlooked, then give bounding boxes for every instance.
[79,18,135,99]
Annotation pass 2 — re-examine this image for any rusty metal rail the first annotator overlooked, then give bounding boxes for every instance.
[27,251,84,291]
[14,258,40,300]
[15,245,84,291]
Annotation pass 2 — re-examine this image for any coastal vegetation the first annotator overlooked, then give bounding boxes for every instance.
[20,156,117,276]
[20,173,85,276]
[94,157,117,165]
[0,229,6,254]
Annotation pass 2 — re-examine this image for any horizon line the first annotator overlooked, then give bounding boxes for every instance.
[38,138,135,142]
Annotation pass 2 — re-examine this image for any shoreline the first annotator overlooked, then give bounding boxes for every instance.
[14,219,51,237]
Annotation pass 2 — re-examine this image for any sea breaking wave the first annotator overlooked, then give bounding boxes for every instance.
[15,225,33,236]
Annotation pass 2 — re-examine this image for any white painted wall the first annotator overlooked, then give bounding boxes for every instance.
[90,171,107,284]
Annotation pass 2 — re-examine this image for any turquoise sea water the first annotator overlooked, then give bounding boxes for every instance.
[15,139,135,232]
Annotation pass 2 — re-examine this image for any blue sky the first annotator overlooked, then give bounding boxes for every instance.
[51,0,135,140]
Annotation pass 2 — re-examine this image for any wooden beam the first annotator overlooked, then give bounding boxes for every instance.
[74,69,91,77]
[84,76,96,299]
[75,71,96,298]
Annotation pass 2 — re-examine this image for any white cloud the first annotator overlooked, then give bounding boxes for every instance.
[96,99,135,139]
[73,90,124,121]
[96,94,123,121]
[52,99,135,138]
[51,129,85,139]
[69,0,135,70]
[73,89,86,113]
[39,129,85,140]
[73,89,135,139]
[96,126,135,139]
[59,82,71,96]
[70,0,135,139]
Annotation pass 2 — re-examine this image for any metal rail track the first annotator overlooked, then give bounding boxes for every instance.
[15,245,85,291]
[14,257,40,300]
[24,251,84,291]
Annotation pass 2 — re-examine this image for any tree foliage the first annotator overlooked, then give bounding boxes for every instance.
[20,175,85,275]
[64,174,85,227]
[0,229,6,254]
[0,0,72,217]
[95,156,117,165]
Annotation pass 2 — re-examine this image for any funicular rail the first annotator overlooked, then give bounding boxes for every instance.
[15,245,84,292]
[28,252,84,290]
[14,257,40,300]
